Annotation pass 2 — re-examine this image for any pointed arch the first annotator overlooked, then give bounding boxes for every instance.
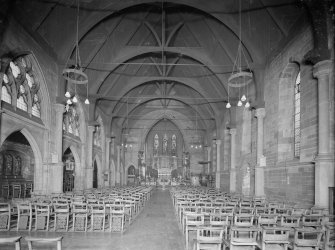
[93,154,102,188]
[19,128,43,192]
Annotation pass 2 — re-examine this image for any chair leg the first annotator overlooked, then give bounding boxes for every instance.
[27,241,33,250]
[15,241,21,250]
[57,240,62,250]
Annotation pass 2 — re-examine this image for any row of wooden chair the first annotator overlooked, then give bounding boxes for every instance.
[1,182,33,199]
[0,236,63,250]
[171,187,334,250]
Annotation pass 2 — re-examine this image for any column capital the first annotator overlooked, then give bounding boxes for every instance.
[105,137,111,143]
[54,103,65,113]
[255,108,266,119]
[229,128,237,135]
[313,60,333,78]
[215,139,222,146]
[87,125,96,133]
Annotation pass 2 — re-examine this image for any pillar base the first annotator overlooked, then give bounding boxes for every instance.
[255,165,265,197]
[229,169,236,193]
[314,154,334,208]
[49,163,64,194]
[86,167,93,189]
[215,172,221,189]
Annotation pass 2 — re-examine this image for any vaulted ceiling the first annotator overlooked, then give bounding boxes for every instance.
[11,0,309,139]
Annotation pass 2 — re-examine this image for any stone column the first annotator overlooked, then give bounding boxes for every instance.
[215,139,222,189]
[313,60,334,208]
[229,128,236,192]
[51,103,65,194]
[255,108,266,196]
[116,145,121,185]
[223,129,230,170]
[105,137,111,187]
[207,146,211,174]
[86,125,95,189]
[255,108,266,197]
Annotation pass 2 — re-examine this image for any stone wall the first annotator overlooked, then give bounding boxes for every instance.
[263,27,316,205]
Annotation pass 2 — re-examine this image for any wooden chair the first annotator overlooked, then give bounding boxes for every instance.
[324,222,334,250]
[257,214,278,227]
[2,184,10,199]
[25,236,63,250]
[261,226,291,250]
[0,236,22,250]
[0,203,11,231]
[279,215,301,229]
[223,226,260,250]
[72,202,89,231]
[90,203,106,231]
[193,227,224,250]
[34,203,53,231]
[12,183,22,198]
[16,202,33,231]
[292,227,323,250]
[53,203,71,231]
[301,214,323,229]
[209,213,229,239]
[185,213,205,250]
[234,214,254,227]
[23,182,33,198]
[109,204,125,232]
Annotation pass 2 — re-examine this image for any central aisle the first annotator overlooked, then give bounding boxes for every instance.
[117,187,185,250]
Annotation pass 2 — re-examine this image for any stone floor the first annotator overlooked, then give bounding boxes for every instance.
[0,188,185,250]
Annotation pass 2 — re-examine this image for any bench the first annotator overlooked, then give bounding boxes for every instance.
[25,236,63,250]
[0,236,22,250]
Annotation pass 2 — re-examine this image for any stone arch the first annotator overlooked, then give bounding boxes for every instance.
[126,163,136,185]
[19,128,43,193]
[63,145,81,191]
[93,154,102,188]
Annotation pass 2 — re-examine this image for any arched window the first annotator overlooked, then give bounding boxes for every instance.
[1,55,42,118]
[294,71,301,157]
[63,105,80,137]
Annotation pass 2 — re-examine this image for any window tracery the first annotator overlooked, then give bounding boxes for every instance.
[294,71,301,157]
[1,55,41,118]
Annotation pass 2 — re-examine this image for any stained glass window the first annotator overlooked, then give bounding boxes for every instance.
[294,72,301,157]
[63,105,80,137]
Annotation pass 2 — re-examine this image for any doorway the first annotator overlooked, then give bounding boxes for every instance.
[93,160,98,188]
[63,148,75,192]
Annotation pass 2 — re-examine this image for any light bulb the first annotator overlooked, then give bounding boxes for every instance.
[245,101,250,108]
[241,94,246,102]
[237,100,242,106]
[226,102,231,108]
[65,91,71,98]
[84,98,90,104]
[191,145,194,148]
[72,96,78,103]
[66,99,72,105]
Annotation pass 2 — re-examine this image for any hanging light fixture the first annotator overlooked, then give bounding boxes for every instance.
[227,0,253,108]
[63,0,89,104]
[190,106,203,150]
